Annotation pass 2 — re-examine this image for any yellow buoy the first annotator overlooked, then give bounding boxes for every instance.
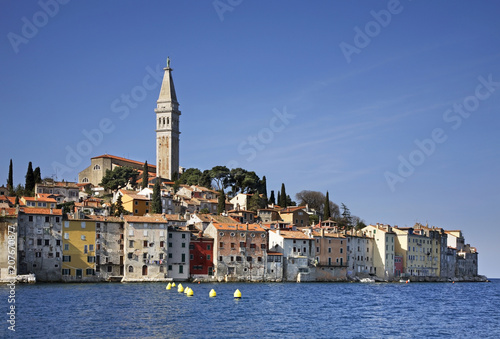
[166,283,172,290]
[209,289,216,298]
[178,284,184,293]
[234,289,242,299]
[184,286,190,294]
[187,288,194,297]
[172,282,176,287]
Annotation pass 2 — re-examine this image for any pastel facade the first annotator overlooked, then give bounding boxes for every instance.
[123,216,169,281]
[362,225,395,280]
[35,180,79,203]
[17,208,63,281]
[204,222,268,282]
[268,229,313,281]
[345,233,374,277]
[62,219,98,282]
[312,230,347,281]
[279,207,309,227]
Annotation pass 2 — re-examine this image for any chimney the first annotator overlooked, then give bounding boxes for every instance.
[50,208,53,215]
[320,228,325,237]
[246,222,249,231]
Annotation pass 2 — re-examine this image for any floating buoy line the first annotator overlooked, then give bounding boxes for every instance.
[165,283,243,300]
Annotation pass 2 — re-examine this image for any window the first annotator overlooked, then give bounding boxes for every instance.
[128,266,134,273]
[29,216,33,222]
[84,245,88,254]
[168,265,172,271]
[93,164,101,170]
[44,239,50,246]
[37,239,42,246]
[328,248,331,253]
[35,252,42,258]
[62,269,70,275]
[107,266,113,273]
[129,229,134,236]
[168,253,172,258]
[81,235,86,241]
[250,243,256,249]
[169,242,172,247]
[239,242,246,248]
[247,256,252,262]
[86,268,95,275]
[236,256,242,262]
[62,255,71,262]
[182,243,186,248]
[179,265,183,274]
[181,254,185,262]
[88,256,95,263]
[169,233,173,238]
[231,243,235,248]
[129,240,134,248]
[207,255,211,260]
[219,256,223,261]
[340,248,343,254]
[64,244,69,251]
[128,253,133,259]
[219,242,224,248]
[160,241,164,248]
[45,216,50,223]
[182,234,186,239]
[143,241,148,247]
[261,244,266,249]
[257,257,262,262]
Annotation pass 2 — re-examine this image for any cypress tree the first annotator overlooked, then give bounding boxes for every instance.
[279,183,287,208]
[260,176,268,204]
[115,195,124,217]
[277,191,281,207]
[33,167,42,184]
[15,196,19,206]
[151,179,162,213]
[323,191,331,220]
[269,190,275,205]
[7,159,13,196]
[217,190,226,215]
[142,161,148,189]
[25,162,35,196]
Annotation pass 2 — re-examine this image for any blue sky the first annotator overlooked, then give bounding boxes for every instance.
[1,1,499,277]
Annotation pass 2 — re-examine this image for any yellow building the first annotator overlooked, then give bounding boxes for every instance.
[62,218,98,281]
[394,227,440,277]
[119,190,151,216]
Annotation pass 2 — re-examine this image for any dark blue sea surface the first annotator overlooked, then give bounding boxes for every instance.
[1,279,499,338]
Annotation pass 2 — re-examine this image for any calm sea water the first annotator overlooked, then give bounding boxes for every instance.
[1,279,499,338]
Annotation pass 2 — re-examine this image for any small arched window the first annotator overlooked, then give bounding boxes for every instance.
[167,117,170,125]
[93,164,100,170]
[82,178,89,183]
[128,266,133,273]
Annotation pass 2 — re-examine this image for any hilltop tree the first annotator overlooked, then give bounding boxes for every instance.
[337,203,352,230]
[279,183,287,208]
[277,191,281,207]
[179,168,203,186]
[114,195,125,217]
[217,190,226,215]
[286,195,296,206]
[142,161,149,189]
[7,159,14,195]
[33,167,42,185]
[296,190,325,211]
[100,166,139,191]
[248,192,266,212]
[269,190,275,205]
[151,179,162,213]
[258,176,268,202]
[323,191,331,220]
[210,166,231,191]
[25,162,35,196]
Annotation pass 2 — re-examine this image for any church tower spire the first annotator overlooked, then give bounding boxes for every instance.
[155,57,181,180]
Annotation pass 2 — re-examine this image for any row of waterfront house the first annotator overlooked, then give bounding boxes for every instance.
[0,178,482,283]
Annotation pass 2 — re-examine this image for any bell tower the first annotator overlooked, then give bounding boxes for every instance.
[155,57,181,180]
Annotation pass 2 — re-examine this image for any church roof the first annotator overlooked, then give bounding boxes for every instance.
[158,59,178,104]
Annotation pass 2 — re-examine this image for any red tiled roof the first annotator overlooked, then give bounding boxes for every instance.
[19,208,62,215]
[271,230,311,240]
[211,222,265,232]
[92,154,157,169]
